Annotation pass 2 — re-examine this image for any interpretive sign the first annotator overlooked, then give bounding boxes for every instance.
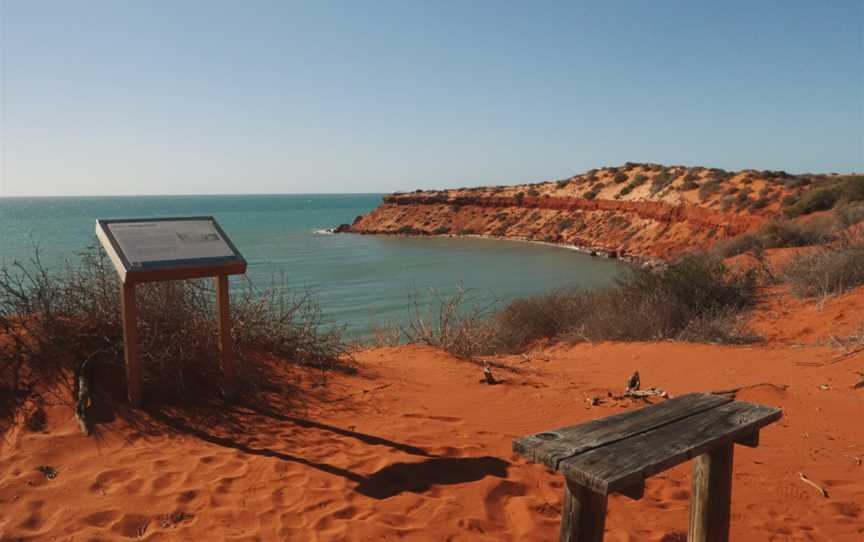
[95,217,246,407]
[96,217,246,283]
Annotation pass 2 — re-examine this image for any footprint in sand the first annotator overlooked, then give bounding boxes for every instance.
[150,471,183,495]
[176,489,199,504]
[83,509,121,528]
[17,499,45,531]
[89,468,136,495]
[484,479,528,523]
[109,513,151,539]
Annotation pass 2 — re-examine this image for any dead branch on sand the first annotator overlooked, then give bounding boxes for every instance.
[794,344,864,367]
[709,382,788,398]
[798,472,829,498]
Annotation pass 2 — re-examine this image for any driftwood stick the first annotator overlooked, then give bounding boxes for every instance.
[709,382,788,397]
[624,388,667,398]
[798,472,829,498]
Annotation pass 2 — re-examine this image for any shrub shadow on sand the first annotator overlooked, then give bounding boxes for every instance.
[355,457,509,499]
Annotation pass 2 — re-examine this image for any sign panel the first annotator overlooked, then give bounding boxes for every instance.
[96,217,246,283]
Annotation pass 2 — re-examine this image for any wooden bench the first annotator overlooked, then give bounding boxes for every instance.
[513,392,782,542]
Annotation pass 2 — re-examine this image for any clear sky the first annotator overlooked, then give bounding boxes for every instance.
[1,1,862,197]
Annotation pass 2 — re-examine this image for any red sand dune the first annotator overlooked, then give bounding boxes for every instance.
[2,287,863,541]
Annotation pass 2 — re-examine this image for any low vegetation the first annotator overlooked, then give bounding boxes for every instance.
[401,253,760,358]
[0,246,349,422]
[714,203,864,258]
[714,219,832,258]
[783,242,864,298]
[782,175,864,218]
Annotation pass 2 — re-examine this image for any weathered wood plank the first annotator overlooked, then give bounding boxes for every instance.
[688,444,734,542]
[616,481,645,501]
[513,393,731,470]
[736,431,759,448]
[557,401,781,493]
[121,282,142,407]
[216,274,237,401]
[560,478,607,542]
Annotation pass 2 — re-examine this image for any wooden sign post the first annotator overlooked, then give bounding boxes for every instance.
[96,217,247,407]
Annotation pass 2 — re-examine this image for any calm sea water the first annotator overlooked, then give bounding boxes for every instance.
[0,194,626,335]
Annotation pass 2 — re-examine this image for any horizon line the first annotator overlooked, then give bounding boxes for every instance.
[0,192,390,199]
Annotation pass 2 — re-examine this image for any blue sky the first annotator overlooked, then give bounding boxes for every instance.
[1,1,862,196]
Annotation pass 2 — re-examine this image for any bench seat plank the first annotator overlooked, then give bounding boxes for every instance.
[557,400,782,494]
[513,393,732,471]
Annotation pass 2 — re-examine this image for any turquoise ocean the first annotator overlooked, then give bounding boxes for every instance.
[0,194,625,335]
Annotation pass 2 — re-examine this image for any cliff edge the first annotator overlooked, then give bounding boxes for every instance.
[344,163,830,260]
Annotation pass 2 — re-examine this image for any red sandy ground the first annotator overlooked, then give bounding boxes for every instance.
[1,289,863,541]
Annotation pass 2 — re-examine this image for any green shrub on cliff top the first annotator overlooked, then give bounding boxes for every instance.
[783,176,864,218]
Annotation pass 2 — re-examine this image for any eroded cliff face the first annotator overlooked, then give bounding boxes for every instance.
[344,163,807,260]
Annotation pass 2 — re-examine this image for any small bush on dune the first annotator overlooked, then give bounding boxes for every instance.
[492,289,591,352]
[783,241,864,298]
[650,171,675,195]
[681,179,700,191]
[557,218,575,232]
[0,246,349,420]
[405,253,760,357]
[401,286,497,359]
[783,176,864,218]
[713,219,835,258]
[698,179,722,201]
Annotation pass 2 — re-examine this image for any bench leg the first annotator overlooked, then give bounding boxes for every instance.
[688,443,734,542]
[560,478,607,542]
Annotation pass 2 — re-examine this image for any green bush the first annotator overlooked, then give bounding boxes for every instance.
[749,197,771,210]
[698,179,722,201]
[784,187,838,217]
[681,179,700,191]
[713,219,835,258]
[783,176,864,218]
[650,171,675,195]
[683,172,700,183]
[527,188,540,197]
[613,172,628,183]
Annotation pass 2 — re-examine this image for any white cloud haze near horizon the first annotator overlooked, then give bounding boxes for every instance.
[1,1,862,197]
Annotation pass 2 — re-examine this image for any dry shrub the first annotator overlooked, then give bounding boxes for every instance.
[714,218,835,258]
[783,240,864,298]
[401,286,497,359]
[402,253,760,357]
[0,245,349,419]
[493,289,592,352]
